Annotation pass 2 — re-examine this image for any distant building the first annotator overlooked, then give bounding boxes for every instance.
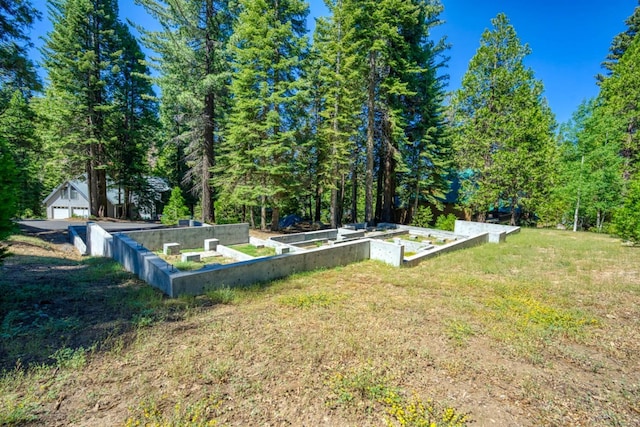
[43,175,170,220]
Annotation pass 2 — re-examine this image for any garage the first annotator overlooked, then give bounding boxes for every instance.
[52,207,70,219]
[72,207,89,218]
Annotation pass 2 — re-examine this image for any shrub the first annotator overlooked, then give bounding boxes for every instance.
[435,213,457,231]
[613,178,640,244]
[161,187,190,225]
[411,206,433,228]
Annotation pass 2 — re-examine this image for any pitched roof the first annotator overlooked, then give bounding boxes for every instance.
[43,175,170,205]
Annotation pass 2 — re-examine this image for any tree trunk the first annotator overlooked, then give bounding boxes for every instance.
[271,206,280,231]
[351,151,358,223]
[202,1,216,224]
[260,195,267,231]
[365,51,376,225]
[314,184,322,222]
[381,114,394,223]
[573,155,584,232]
[330,186,338,228]
[202,92,215,223]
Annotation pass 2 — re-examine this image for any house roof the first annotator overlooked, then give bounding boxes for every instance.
[43,175,170,206]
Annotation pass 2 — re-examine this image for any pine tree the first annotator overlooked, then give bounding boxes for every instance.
[161,186,190,224]
[107,23,158,219]
[450,13,556,225]
[220,0,308,231]
[0,134,17,262]
[308,0,362,227]
[137,0,234,224]
[599,2,640,81]
[42,0,122,217]
[0,90,43,216]
[0,0,41,105]
[346,0,449,224]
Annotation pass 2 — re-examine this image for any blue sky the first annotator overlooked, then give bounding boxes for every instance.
[28,0,636,124]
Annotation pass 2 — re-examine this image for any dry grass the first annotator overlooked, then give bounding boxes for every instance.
[1,228,640,426]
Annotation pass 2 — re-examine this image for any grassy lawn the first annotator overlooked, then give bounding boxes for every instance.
[1,228,639,425]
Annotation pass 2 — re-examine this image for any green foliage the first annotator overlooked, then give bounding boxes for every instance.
[50,346,88,370]
[0,90,43,217]
[161,187,190,225]
[206,287,238,305]
[411,205,433,228]
[600,34,640,178]
[435,213,457,231]
[613,177,640,244]
[0,136,17,263]
[384,391,470,427]
[137,0,234,223]
[219,0,309,230]
[0,0,41,98]
[450,13,556,225]
[550,99,623,231]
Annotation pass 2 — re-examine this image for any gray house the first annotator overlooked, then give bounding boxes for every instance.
[43,175,169,220]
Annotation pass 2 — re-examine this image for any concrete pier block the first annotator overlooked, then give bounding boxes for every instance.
[276,246,290,255]
[181,253,201,262]
[204,238,219,251]
[163,243,181,255]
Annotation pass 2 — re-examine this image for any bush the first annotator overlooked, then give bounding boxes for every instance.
[161,187,190,225]
[613,178,640,244]
[435,213,457,231]
[411,206,433,228]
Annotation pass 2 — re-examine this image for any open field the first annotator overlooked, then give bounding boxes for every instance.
[1,228,639,426]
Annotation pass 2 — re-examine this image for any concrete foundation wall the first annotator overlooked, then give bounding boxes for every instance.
[112,233,174,296]
[270,229,339,244]
[125,223,249,251]
[396,224,462,239]
[403,232,490,268]
[69,226,87,255]
[87,222,113,257]
[216,244,255,262]
[370,240,404,267]
[171,239,371,296]
[454,220,520,237]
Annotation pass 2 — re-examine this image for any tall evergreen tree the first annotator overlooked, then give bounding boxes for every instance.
[309,0,362,227]
[107,23,158,219]
[450,13,556,225]
[0,134,17,262]
[599,2,640,81]
[137,0,234,223]
[0,90,43,216]
[42,0,121,217]
[347,0,449,224]
[220,0,308,230]
[0,0,41,105]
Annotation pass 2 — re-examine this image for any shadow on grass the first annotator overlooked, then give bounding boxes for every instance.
[0,252,204,372]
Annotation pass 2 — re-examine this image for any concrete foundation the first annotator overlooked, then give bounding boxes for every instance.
[83,219,519,298]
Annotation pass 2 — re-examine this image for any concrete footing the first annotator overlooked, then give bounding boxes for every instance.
[83,220,519,297]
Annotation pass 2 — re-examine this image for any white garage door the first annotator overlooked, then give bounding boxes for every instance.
[72,207,89,218]
[53,207,70,219]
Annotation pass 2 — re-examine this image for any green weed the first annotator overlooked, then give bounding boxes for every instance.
[231,244,276,257]
[384,391,470,427]
[206,287,238,305]
[50,347,88,370]
[124,395,221,426]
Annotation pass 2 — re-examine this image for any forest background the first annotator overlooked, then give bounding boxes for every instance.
[1,0,640,245]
